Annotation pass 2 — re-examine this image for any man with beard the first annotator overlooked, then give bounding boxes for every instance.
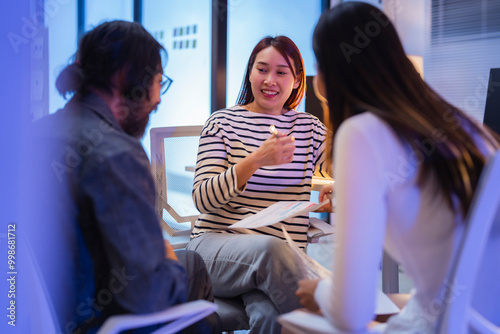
[29,21,220,333]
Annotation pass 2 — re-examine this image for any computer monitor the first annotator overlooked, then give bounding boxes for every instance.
[483,68,500,135]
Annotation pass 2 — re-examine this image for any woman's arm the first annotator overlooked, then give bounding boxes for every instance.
[314,116,389,331]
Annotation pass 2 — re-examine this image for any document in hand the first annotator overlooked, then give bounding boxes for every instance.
[281,226,400,316]
[228,200,330,229]
[278,226,400,333]
[282,226,331,279]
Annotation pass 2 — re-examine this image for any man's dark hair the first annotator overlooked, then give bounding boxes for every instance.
[56,20,166,101]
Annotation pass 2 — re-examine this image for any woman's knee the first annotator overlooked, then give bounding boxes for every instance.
[252,236,294,263]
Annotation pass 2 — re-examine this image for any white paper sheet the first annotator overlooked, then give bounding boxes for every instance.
[229,200,329,229]
[282,226,332,279]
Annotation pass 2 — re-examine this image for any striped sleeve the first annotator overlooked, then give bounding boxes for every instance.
[192,115,243,213]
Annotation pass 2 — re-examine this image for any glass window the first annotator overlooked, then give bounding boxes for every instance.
[46,1,77,114]
[142,0,211,157]
[85,0,133,31]
[226,0,323,111]
[46,0,134,115]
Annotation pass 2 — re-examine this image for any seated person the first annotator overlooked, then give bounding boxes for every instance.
[296,2,500,333]
[186,35,332,334]
[29,20,221,334]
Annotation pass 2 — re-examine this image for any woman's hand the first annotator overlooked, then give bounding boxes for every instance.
[296,278,321,312]
[235,131,295,189]
[252,132,296,167]
[316,183,334,212]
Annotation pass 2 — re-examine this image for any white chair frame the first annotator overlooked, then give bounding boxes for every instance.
[437,151,500,334]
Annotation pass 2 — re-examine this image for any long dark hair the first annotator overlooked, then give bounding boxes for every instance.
[56,20,166,101]
[236,35,305,111]
[313,1,499,216]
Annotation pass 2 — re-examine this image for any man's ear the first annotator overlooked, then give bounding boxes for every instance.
[106,69,131,123]
[114,66,128,94]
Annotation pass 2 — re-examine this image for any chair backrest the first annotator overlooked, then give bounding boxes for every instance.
[150,125,204,248]
[21,136,82,333]
[24,234,70,334]
[437,151,500,334]
[22,203,81,334]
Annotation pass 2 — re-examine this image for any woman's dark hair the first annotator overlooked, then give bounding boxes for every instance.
[56,20,166,101]
[313,1,499,216]
[236,35,305,111]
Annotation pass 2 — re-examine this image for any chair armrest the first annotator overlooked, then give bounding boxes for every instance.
[97,300,217,334]
[307,217,335,243]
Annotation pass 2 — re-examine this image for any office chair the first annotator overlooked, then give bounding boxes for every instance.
[24,204,217,334]
[437,151,500,334]
[25,237,217,334]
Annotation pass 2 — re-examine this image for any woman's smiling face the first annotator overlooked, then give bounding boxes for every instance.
[248,46,300,115]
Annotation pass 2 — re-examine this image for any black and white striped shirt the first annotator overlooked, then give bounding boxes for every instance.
[191,106,331,248]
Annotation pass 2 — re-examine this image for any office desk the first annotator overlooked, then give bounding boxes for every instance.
[312,176,334,191]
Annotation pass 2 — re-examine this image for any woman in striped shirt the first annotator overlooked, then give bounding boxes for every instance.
[186,35,332,333]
